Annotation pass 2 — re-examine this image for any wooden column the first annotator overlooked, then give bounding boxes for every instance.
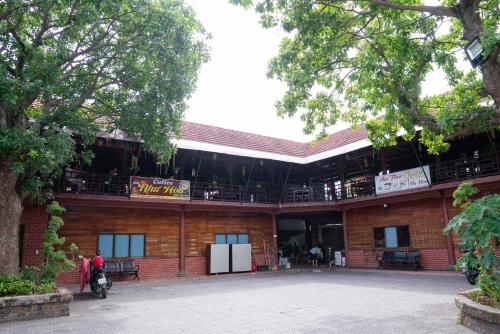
[441,193,456,267]
[342,209,350,267]
[272,213,278,260]
[178,206,186,276]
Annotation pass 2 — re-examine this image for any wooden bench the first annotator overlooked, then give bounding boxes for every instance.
[376,250,422,270]
[104,259,140,280]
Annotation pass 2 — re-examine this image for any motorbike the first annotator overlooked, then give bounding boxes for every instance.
[461,262,479,285]
[459,250,479,285]
[90,266,112,298]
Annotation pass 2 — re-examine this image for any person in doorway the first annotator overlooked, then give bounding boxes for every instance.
[309,245,322,267]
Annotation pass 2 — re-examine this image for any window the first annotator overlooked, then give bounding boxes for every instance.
[373,226,410,248]
[214,233,249,244]
[98,233,145,258]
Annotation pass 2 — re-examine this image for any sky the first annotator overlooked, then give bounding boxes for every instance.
[183,0,465,142]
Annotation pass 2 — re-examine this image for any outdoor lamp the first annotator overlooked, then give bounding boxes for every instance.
[465,37,484,68]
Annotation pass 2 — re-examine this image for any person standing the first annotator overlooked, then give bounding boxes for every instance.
[309,245,322,267]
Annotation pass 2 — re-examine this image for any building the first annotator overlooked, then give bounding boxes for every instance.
[20,122,500,283]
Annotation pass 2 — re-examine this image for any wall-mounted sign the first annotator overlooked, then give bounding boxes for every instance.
[375,166,431,195]
[130,177,190,200]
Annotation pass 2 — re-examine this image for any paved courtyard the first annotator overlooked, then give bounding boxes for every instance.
[1,269,473,334]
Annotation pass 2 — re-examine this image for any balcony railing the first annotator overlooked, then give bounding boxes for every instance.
[431,152,500,184]
[57,151,500,205]
[191,182,280,204]
[284,176,376,203]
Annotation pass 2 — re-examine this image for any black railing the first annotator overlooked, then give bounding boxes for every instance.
[59,170,130,196]
[431,152,500,184]
[284,176,376,203]
[191,182,279,203]
[57,151,500,204]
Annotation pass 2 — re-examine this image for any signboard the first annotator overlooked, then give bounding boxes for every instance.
[375,166,431,195]
[130,177,190,200]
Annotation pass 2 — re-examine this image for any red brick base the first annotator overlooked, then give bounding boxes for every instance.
[348,248,451,270]
[20,204,48,267]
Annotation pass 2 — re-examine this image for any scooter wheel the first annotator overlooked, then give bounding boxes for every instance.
[101,289,107,299]
[466,272,477,285]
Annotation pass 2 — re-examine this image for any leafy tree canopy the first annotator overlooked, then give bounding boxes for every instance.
[0,0,209,200]
[232,0,499,154]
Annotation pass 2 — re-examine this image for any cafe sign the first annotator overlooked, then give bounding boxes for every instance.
[130,177,190,200]
[375,166,431,195]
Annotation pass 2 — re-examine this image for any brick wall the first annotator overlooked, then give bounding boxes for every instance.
[348,248,450,270]
[186,256,206,276]
[20,204,48,267]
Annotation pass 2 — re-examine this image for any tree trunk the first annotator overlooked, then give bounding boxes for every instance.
[480,45,500,115]
[459,0,500,115]
[0,162,22,275]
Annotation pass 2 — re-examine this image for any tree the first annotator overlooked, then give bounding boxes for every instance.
[0,0,209,274]
[41,201,75,282]
[232,0,499,152]
[444,182,500,304]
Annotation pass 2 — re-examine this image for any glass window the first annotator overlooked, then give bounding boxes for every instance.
[397,226,410,247]
[238,234,249,244]
[226,234,238,244]
[373,228,385,248]
[98,234,113,258]
[385,227,398,248]
[130,234,145,257]
[215,234,226,244]
[114,234,130,257]
[373,226,410,248]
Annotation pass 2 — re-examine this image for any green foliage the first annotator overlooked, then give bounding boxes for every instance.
[232,0,499,153]
[0,0,209,201]
[444,183,500,303]
[0,266,56,296]
[0,275,36,296]
[41,201,75,281]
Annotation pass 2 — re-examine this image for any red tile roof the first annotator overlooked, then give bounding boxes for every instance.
[180,121,368,158]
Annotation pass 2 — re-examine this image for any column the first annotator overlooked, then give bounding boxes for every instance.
[272,213,278,260]
[178,206,186,276]
[342,209,350,267]
[441,193,456,267]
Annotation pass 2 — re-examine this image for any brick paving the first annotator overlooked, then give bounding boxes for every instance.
[0,269,474,334]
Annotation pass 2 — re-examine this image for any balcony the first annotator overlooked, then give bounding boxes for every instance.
[57,150,500,205]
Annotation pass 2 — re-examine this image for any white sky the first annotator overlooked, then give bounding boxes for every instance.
[183,0,467,142]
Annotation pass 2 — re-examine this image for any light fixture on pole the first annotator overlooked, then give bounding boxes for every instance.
[465,37,484,68]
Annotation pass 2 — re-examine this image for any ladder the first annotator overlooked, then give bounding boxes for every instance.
[263,239,277,269]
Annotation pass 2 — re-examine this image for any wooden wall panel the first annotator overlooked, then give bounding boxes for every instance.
[185,212,273,257]
[60,207,179,258]
[347,198,447,250]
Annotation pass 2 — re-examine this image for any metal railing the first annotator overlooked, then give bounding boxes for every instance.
[57,151,500,204]
[58,170,130,196]
[430,151,500,184]
[191,182,280,204]
[284,176,376,203]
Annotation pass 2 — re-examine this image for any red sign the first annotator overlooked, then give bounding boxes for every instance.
[130,177,190,199]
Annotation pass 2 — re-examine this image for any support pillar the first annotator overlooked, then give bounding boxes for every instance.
[441,193,456,268]
[342,209,350,267]
[178,206,186,276]
[272,213,278,260]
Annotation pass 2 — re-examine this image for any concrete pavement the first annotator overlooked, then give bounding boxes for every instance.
[0,269,473,334]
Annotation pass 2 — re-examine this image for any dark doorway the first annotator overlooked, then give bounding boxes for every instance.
[277,212,343,265]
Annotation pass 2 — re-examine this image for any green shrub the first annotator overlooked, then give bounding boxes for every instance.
[34,281,56,294]
[20,266,39,282]
[0,275,36,296]
[0,267,56,297]
[41,201,76,281]
[444,182,500,304]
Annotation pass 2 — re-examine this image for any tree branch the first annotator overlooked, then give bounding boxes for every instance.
[365,0,459,18]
